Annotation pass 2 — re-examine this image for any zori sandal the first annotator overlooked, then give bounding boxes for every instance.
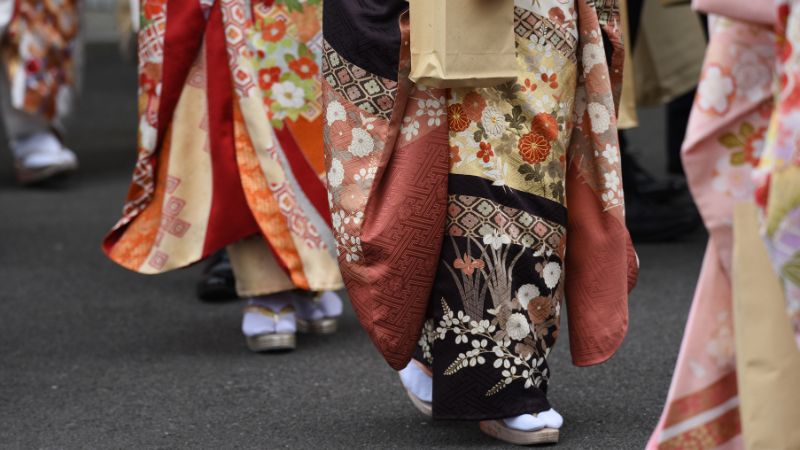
[295,291,343,335]
[242,302,297,352]
[479,419,560,446]
[398,361,433,417]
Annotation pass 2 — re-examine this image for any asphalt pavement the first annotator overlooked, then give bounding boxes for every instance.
[0,45,706,449]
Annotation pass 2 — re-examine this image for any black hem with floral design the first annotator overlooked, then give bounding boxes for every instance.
[412,174,566,420]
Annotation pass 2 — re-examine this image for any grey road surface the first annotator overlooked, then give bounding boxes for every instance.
[0,45,705,449]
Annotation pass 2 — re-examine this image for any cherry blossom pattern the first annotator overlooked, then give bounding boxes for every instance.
[697,64,736,116]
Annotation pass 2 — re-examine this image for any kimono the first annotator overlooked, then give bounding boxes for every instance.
[323,0,637,420]
[104,0,343,295]
[647,7,800,449]
[0,0,79,132]
[758,0,800,350]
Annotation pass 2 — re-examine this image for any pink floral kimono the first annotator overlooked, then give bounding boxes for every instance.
[648,4,800,448]
[757,0,800,349]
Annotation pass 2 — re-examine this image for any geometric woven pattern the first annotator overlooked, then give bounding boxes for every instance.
[447,194,565,252]
[514,7,577,63]
[322,41,398,121]
[586,0,619,26]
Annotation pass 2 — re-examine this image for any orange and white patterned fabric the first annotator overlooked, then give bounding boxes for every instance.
[1,0,79,124]
[104,0,342,293]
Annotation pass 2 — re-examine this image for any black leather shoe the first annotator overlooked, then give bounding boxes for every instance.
[196,251,238,302]
[625,190,702,243]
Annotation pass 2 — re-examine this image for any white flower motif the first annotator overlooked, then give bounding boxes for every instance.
[542,262,562,289]
[326,100,346,125]
[604,170,621,191]
[271,81,306,109]
[343,235,363,262]
[353,166,377,183]
[332,210,343,231]
[359,112,377,131]
[582,43,604,74]
[483,229,511,250]
[425,98,445,127]
[588,102,610,134]
[732,48,771,102]
[712,155,754,200]
[401,117,420,141]
[697,65,735,114]
[348,128,374,157]
[506,313,530,341]
[517,284,541,309]
[481,106,507,138]
[706,321,734,369]
[327,158,344,188]
[139,117,157,151]
[602,189,620,205]
[601,144,620,165]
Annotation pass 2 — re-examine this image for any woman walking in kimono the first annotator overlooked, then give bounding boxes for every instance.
[104,0,344,351]
[648,3,800,449]
[0,1,79,185]
[323,0,637,444]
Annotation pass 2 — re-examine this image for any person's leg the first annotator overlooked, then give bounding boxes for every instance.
[0,73,78,184]
[227,234,343,352]
[0,6,80,185]
[196,250,238,302]
[665,88,695,175]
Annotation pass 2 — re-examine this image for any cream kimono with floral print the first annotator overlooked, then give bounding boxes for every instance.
[323,0,635,420]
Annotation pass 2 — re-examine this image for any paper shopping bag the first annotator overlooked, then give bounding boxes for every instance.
[409,0,517,88]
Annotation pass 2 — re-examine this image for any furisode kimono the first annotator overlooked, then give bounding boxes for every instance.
[0,0,79,130]
[758,0,800,350]
[104,0,342,294]
[323,0,637,420]
[648,8,800,449]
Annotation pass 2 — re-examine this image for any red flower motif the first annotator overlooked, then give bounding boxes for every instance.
[262,20,287,42]
[532,112,559,141]
[783,78,800,114]
[548,7,566,25]
[454,254,485,276]
[139,73,157,95]
[529,297,552,324]
[477,142,494,163]
[743,127,767,166]
[447,103,471,132]
[521,78,538,93]
[258,67,281,91]
[755,175,771,209]
[463,91,487,122]
[25,60,40,74]
[288,57,319,80]
[143,0,166,20]
[450,145,462,169]
[540,73,558,89]
[518,132,551,164]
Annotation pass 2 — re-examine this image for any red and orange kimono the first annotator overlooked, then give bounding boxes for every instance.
[104,0,342,295]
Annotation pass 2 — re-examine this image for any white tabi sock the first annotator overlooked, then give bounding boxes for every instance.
[503,408,563,431]
[242,295,296,337]
[398,361,432,403]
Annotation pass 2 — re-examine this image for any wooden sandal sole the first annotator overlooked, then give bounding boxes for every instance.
[246,333,296,352]
[296,318,338,335]
[479,420,559,446]
[405,389,433,417]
